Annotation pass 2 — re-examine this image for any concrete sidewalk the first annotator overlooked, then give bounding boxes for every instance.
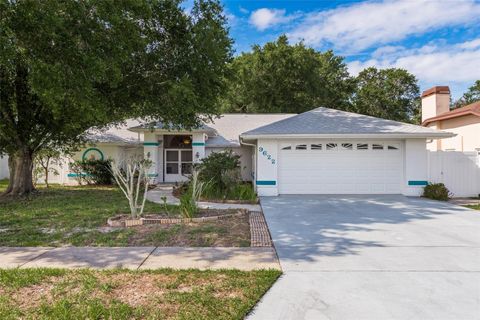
[0,247,280,270]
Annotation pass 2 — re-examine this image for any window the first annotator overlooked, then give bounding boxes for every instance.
[311,144,322,150]
[341,143,353,150]
[372,144,384,150]
[357,143,368,150]
[326,143,337,150]
[387,144,399,150]
[281,145,292,150]
[295,144,307,150]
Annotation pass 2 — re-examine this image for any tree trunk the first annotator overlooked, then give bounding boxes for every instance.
[2,149,35,196]
[44,157,50,188]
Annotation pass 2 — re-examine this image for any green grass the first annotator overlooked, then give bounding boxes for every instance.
[0,180,251,247]
[0,268,281,320]
[0,180,178,246]
[466,204,480,210]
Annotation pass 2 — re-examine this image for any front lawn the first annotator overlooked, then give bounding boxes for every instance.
[0,268,281,320]
[466,204,480,210]
[0,181,250,247]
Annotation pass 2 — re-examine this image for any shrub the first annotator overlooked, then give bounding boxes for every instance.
[70,159,113,185]
[179,169,206,218]
[197,150,241,195]
[423,183,452,201]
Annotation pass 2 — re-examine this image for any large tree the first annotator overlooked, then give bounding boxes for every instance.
[352,67,420,123]
[0,0,232,196]
[453,80,480,108]
[220,35,355,113]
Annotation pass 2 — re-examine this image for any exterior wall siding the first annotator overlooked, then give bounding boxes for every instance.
[403,139,428,196]
[255,139,278,196]
[426,115,480,152]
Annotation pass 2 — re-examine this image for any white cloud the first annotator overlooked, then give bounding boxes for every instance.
[239,6,249,14]
[288,0,480,52]
[458,38,480,50]
[249,8,297,31]
[347,39,480,85]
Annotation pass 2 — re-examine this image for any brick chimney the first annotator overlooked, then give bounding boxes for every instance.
[421,86,450,123]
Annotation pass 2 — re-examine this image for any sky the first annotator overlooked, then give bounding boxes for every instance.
[213,0,480,100]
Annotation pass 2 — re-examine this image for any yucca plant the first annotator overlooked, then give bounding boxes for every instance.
[179,169,208,218]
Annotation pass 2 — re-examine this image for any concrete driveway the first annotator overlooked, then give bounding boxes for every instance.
[248,195,480,320]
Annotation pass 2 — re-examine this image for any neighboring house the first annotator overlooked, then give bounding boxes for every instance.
[422,86,480,152]
[0,155,8,180]
[2,108,454,197]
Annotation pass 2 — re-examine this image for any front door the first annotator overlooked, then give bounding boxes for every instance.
[165,149,193,182]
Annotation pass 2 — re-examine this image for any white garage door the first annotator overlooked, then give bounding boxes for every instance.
[278,141,403,194]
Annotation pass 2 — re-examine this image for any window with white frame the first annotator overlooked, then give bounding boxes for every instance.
[295,144,307,150]
[372,143,384,150]
[387,144,400,150]
[311,143,322,150]
[281,145,292,150]
[341,143,353,150]
[326,143,338,150]
[357,143,368,150]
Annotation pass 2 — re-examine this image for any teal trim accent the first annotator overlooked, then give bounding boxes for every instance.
[192,142,205,146]
[147,173,159,177]
[408,180,428,186]
[143,142,159,146]
[256,180,276,186]
[82,148,104,161]
[67,173,91,177]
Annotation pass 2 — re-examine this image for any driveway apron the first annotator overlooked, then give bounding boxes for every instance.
[248,195,480,320]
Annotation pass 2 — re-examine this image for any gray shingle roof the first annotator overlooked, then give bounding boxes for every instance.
[204,114,295,147]
[129,121,216,133]
[241,107,454,138]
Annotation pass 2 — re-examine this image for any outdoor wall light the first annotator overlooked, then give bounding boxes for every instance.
[147,152,151,158]
[195,152,200,159]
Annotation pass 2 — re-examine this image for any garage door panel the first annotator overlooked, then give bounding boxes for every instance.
[278,141,403,194]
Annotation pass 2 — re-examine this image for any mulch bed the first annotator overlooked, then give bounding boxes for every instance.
[107,209,245,227]
[127,214,251,247]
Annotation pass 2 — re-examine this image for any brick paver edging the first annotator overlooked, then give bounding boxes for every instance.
[108,210,246,227]
[249,211,273,247]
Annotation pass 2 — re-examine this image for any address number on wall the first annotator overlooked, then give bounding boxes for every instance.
[258,147,276,164]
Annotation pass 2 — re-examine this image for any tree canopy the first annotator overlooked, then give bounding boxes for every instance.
[453,80,480,108]
[221,36,421,124]
[220,35,355,113]
[351,67,421,123]
[0,0,232,195]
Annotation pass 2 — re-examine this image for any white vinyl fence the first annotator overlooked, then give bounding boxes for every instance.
[428,151,480,198]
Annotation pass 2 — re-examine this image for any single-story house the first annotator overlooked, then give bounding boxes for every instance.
[422,86,480,152]
[2,107,454,196]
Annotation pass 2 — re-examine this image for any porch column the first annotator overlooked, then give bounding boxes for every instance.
[192,133,206,164]
[143,133,160,183]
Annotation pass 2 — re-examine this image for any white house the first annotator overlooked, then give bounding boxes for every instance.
[240,107,452,197]
[2,107,454,196]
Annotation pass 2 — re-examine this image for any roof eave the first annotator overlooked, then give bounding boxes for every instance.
[240,132,456,139]
[128,127,215,134]
[422,110,480,126]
